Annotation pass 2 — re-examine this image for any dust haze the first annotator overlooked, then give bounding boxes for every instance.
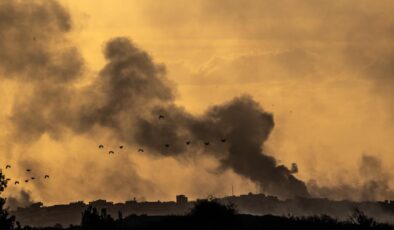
[1,0,394,205]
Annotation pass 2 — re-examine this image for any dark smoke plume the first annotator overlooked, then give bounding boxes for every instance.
[77,38,309,198]
[0,0,84,142]
[0,0,81,80]
[6,190,35,211]
[135,96,309,198]
[73,37,174,141]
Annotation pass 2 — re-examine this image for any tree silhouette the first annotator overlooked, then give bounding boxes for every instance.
[0,170,15,230]
[350,208,377,228]
[81,206,116,230]
[189,199,237,218]
[188,198,237,229]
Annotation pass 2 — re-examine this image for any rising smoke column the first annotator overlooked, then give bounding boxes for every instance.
[72,37,175,142]
[77,37,309,198]
[135,96,309,198]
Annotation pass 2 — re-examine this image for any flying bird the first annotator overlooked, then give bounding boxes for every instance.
[99,145,104,149]
[186,141,191,145]
[44,175,50,179]
[25,180,29,183]
[6,178,11,181]
[158,115,165,120]
[221,138,226,143]
[14,181,19,185]
[109,151,114,154]
[204,142,210,146]
[138,148,144,152]
[5,165,11,169]
[31,177,35,180]
[119,145,124,149]
[26,169,31,172]
[165,144,170,148]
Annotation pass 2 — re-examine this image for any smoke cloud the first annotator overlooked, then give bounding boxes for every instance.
[6,190,35,211]
[309,154,394,201]
[0,0,157,204]
[85,38,309,198]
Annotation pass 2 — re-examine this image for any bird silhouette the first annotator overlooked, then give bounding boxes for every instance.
[109,151,114,154]
[26,169,31,172]
[14,181,19,185]
[138,148,144,152]
[186,141,191,145]
[119,145,124,149]
[5,165,11,169]
[158,115,165,120]
[44,175,49,179]
[204,142,210,146]
[6,178,11,181]
[25,180,29,183]
[31,177,35,180]
[99,145,104,149]
[221,138,226,143]
[165,144,170,148]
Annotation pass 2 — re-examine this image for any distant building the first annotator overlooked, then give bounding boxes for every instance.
[11,193,394,227]
[69,201,85,207]
[88,199,114,209]
[176,195,188,205]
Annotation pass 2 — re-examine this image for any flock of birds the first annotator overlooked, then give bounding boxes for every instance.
[99,114,227,155]
[2,164,50,186]
[2,114,228,187]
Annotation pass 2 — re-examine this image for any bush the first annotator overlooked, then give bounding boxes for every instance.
[0,170,15,230]
[189,199,236,221]
[81,206,115,230]
[350,208,376,228]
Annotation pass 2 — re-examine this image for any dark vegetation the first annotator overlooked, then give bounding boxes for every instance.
[0,170,16,230]
[10,201,394,230]
[1,171,394,230]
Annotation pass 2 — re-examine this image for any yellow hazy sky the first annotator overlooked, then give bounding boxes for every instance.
[2,0,394,205]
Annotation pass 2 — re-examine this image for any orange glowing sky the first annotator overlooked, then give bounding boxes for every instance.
[2,0,394,205]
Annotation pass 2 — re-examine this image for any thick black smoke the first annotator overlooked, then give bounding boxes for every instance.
[0,1,308,199]
[135,96,309,198]
[73,37,174,142]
